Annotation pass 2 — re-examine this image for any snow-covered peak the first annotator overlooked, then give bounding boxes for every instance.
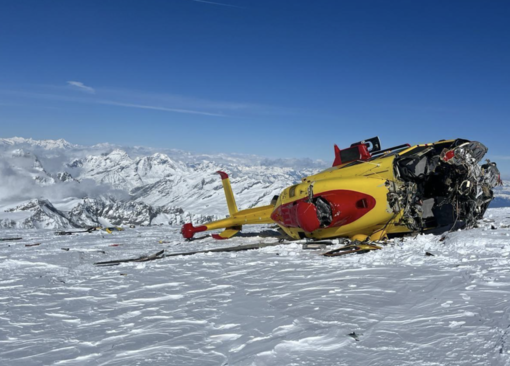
[11,148,31,158]
[90,142,118,149]
[5,199,48,212]
[0,137,76,150]
[5,148,55,186]
[84,149,133,168]
[105,148,131,161]
[55,171,77,183]
[150,152,171,162]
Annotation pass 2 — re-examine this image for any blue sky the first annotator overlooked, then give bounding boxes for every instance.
[0,0,509,175]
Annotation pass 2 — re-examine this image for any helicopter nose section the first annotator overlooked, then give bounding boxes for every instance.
[271,201,321,233]
[295,202,321,232]
[271,190,376,233]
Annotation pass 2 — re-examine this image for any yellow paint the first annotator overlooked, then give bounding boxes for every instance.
[190,139,456,240]
[369,229,387,242]
[350,234,370,242]
[204,205,275,232]
[220,176,238,216]
[214,227,242,239]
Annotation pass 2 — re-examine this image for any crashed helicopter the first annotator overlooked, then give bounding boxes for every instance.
[181,138,502,246]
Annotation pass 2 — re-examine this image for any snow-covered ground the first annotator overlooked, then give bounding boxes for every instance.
[1,208,510,366]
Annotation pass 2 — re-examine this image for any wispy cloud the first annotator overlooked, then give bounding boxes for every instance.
[192,0,244,9]
[97,100,225,117]
[0,84,296,118]
[67,81,95,94]
[493,155,510,161]
[0,90,226,116]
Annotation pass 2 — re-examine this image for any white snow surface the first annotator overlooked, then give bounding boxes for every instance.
[2,208,510,365]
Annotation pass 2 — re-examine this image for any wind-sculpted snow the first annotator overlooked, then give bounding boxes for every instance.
[1,208,510,365]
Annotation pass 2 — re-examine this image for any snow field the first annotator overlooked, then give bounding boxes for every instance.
[1,208,510,365]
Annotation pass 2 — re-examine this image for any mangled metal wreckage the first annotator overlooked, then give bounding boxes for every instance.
[181,138,501,254]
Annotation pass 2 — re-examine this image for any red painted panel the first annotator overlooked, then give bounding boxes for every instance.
[320,190,376,227]
[212,234,228,240]
[181,223,207,239]
[358,144,371,160]
[295,201,321,232]
[333,144,342,167]
[332,144,372,167]
[271,190,376,232]
[216,171,229,180]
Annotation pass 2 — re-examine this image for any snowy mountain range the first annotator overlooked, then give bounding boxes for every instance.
[0,137,508,230]
[0,137,325,229]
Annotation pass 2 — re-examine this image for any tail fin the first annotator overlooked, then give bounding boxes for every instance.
[216,171,238,216]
